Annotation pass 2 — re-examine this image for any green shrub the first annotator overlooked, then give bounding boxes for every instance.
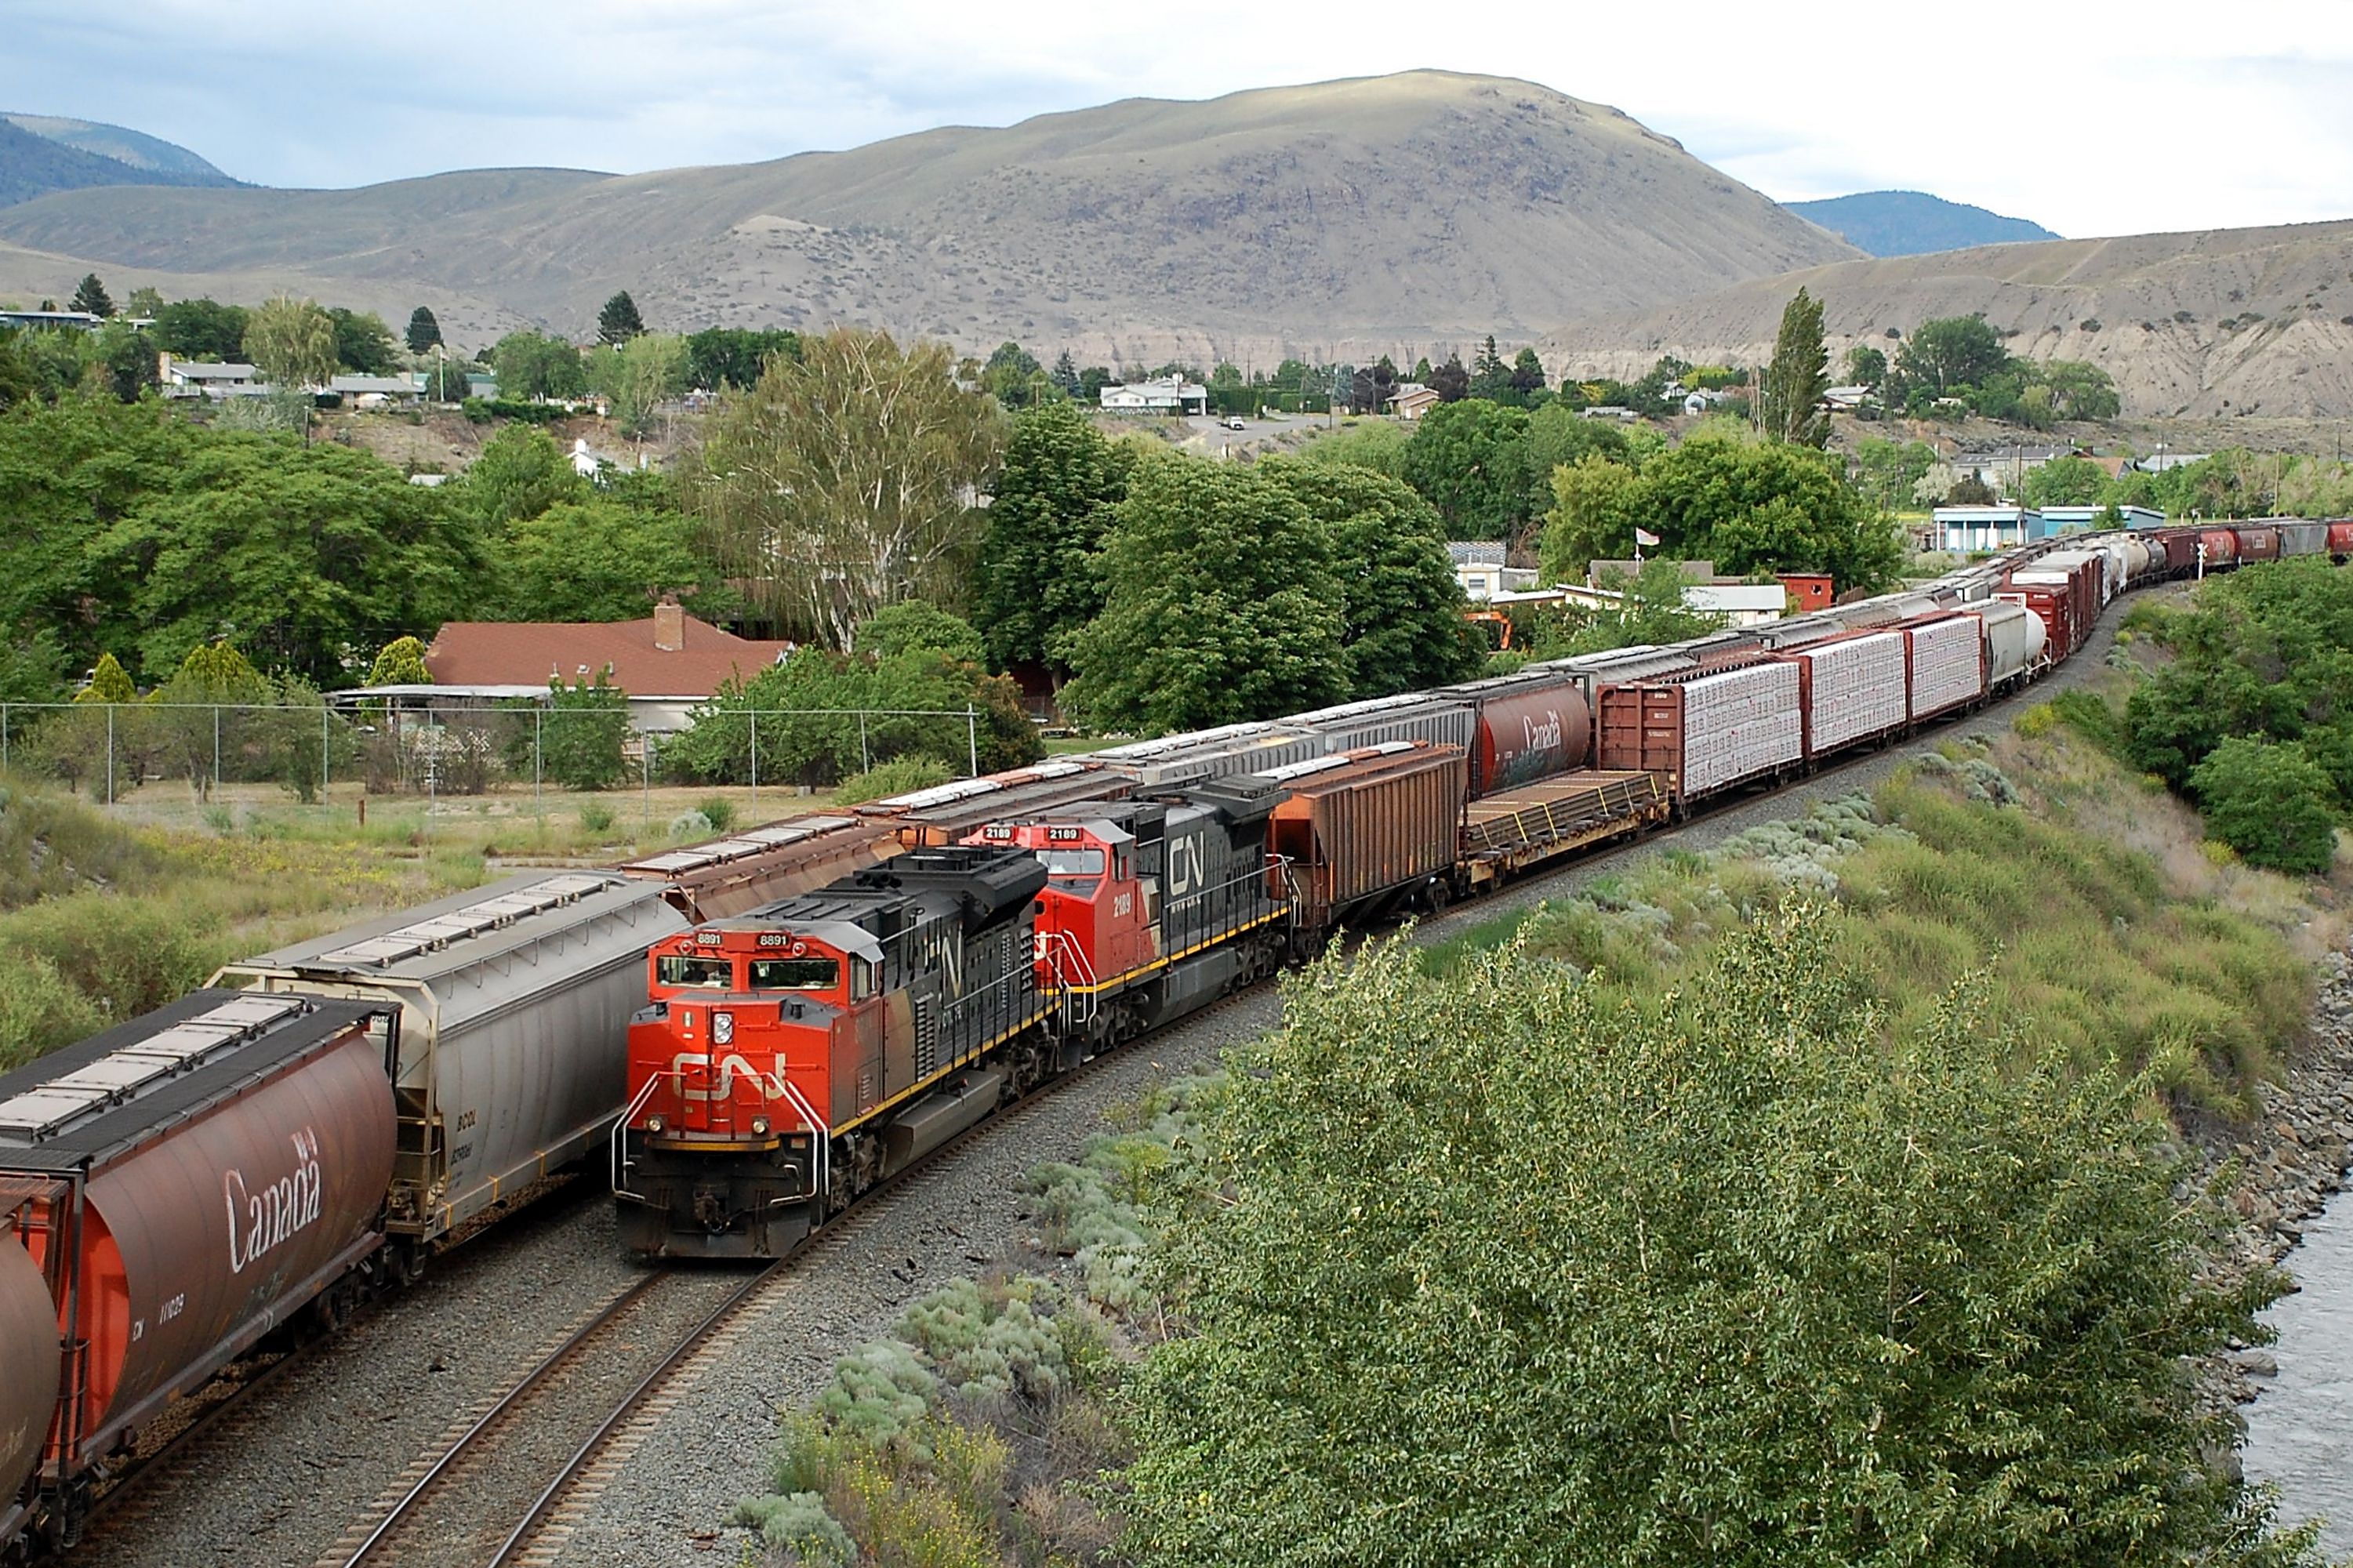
[2189,735,2339,874]
[695,795,735,834]
[577,802,615,835]
[0,955,103,1072]
[833,757,953,805]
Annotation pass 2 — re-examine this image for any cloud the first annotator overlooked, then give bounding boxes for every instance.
[9,0,2353,237]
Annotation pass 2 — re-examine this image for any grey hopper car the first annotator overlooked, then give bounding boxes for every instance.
[216,871,689,1240]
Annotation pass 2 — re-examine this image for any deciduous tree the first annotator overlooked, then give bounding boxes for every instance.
[151,297,247,361]
[1400,399,1533,539]
[691,327,1003,648]
[683,326,800,391]
[1896,314,2009,396]
[488,330,588,401]
[1063,452,1344,732]
[327,307,398,375]
[971,401,1130,674]
[1120,905,2315,1568]
[1260,457,1483,698]
[244,295,337,388]
[1759,287,1831,446]
[493,498,714,622]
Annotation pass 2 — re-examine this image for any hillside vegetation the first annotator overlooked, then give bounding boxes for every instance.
[733,727,2337,1566]
[0,71,1857,363]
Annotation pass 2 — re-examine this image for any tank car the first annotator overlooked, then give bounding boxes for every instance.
[0,992,394,1552]
[216,870,688,1249]
[615,847,1051,1259]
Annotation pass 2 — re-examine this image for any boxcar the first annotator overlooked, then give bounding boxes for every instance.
[1595,661,1803,809]
[216,872,688,1242]
[0,993,394,1549]
[1253,743,1468,931]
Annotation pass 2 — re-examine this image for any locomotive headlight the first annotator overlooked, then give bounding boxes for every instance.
[713,1011,735,1045]
[750,1116,771,1136]
[645,1115,666,1134]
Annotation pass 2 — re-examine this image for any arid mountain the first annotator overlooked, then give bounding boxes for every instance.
[0,71,1857,365]
[1541,220,2353,419]
[0,115,240,208]
[1783,191,2057,257]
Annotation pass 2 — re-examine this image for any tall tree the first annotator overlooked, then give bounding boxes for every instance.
[690,327,1003,648]
[244,295,338,388]
[68,273,114,318]
[405,306,444,353]
[597,289,645,345]
[125,286,163,318]
[982,341,1044,409]
[971,401,1131,675]
[1759,287,1832,447]
[1259,457,1483,699]
[1469,335,1510,401]
[683,326,799,391]
[1843,343,1886,385]
[1399,399,1534,539]
[327,307,398,374]
[151,297,248,361]
[1895,314,2009,396]
[1508,347,1548,401]
[493,498,715,622]
[1427,352,1469,402]
[589,332,688,436]
[488,330,587,401]
[458,425,586,526]
[1064,452,1345,732]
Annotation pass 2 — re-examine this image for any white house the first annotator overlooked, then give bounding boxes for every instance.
[1099,376,1208,416]
[1448,542,1536,601]
[159,356,263,397]
[1683,583,1788,626]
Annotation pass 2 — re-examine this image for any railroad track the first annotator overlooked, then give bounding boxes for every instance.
[316,1016,1189,1568]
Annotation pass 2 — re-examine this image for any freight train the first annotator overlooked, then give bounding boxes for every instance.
[0,517,2326,1548]
[612,519,2324,1258]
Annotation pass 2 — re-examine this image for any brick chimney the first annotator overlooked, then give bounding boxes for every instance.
[653,599,684,652]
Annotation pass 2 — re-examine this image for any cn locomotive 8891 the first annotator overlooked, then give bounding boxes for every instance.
[615,847,1050,1258]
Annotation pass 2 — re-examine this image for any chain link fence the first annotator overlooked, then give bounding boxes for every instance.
[0,700,986,818]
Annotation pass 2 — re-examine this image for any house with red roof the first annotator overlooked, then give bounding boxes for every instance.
[356,603,793,731]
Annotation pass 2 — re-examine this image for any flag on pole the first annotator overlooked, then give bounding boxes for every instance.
[1634,527,1660,547]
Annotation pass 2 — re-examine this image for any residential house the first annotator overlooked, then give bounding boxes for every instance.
[1449,542,1536,601]
[383,604,794,732]
[1098,376,1207,416]
[329,374,416,408]
[0,309,102,332]
[2133,452,2211,474]
[1951,445,2078,492]
[1580,405,1639,421]
[1933,504,2041,552]
[1389,383,1442,420]
[159,356,263,397]
[1821,385,1872,412]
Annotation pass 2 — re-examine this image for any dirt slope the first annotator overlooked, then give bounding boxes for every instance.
[0,71,1857,365]
[1541,219,2353,418]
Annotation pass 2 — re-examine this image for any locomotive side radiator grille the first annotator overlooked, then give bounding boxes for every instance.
[913,996,939,1081]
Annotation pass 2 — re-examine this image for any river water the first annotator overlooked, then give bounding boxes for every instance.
[2245,1194,2353,1555]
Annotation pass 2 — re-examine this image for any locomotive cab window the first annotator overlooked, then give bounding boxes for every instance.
[750,957,841,992]
[1039,847,1105,880]
[657,955,735,989]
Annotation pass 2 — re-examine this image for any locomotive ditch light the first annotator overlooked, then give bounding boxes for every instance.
[713,1011,735,1045]
[751,1116,770,1135]
[646,1115,666,1134]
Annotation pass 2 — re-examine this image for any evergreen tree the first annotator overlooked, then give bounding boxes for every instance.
[597,289,646,345]
[68,273,114,318]
[1050,349,1081,396]
[405,306,444,353]
[1760,287,1832,447]
[1509,347,1548,399]
[1469,334,1509,399]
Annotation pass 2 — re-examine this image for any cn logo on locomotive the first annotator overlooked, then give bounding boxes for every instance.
[670,1051,780,1102]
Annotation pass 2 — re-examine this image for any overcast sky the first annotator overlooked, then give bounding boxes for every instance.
[17,0,2353,238]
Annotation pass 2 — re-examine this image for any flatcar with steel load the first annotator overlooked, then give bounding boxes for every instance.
[0,992,397,1552]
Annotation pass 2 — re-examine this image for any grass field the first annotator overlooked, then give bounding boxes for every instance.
[0,774,848,1071]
